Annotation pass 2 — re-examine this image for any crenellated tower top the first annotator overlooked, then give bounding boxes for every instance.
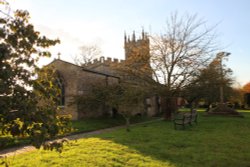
[124,29,150,60]
[123,29,151,77]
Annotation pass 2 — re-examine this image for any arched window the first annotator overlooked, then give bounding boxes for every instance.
[56,73,65,106]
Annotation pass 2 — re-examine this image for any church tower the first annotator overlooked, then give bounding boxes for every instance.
[124,30,151,77]
[124,30,150,61]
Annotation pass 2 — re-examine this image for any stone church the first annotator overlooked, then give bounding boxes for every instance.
[47,31,160,120]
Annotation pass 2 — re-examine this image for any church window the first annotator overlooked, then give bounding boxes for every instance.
[56,75,65,106]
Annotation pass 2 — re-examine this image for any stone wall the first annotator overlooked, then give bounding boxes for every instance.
[48,60,81,120]
[47,59,120,120]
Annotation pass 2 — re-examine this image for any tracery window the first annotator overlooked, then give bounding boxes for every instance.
[56,73,65,106]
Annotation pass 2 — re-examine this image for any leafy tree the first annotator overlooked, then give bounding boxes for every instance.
[0,5,71,148]
[229,87,244,108]
[242,82,250,108]
[75,83,147,131]
[75,83,110,117]
[243,82,250,93]
[183,54,234,109]
[106,84,146,131]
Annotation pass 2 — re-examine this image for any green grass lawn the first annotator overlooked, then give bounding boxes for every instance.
[3,110,250,167]
[0,115,158,149]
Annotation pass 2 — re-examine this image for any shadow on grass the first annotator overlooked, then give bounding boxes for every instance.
[0,136,30,150]
[71,115,158,133]
[0,115,158,150]
[96,111,250,167]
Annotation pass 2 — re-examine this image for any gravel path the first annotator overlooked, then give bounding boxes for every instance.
[0,119,162,158]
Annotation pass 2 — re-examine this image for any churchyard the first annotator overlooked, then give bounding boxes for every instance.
[1,109,250,167]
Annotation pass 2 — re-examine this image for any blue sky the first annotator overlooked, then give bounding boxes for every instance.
[8,0,250,86]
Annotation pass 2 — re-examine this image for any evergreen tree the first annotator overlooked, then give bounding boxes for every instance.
[0,4,71,148]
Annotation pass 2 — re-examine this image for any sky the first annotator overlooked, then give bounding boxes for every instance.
[6,0,250,86]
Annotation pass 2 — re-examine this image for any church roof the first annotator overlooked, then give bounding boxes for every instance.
[47,59,120,79]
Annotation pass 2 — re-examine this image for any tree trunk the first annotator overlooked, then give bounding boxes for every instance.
[125,117,130,132]
[164,97,177,120]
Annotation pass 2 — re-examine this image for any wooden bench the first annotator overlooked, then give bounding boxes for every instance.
[186,109,198,125]
[174,109,198,130]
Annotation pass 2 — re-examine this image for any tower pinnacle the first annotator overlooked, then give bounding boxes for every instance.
[132,31,136,41]
[124,31,127,43]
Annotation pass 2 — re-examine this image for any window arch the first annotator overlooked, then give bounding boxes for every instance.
[55,72,65,106]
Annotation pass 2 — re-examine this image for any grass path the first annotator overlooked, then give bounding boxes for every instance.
[0,118,162,158]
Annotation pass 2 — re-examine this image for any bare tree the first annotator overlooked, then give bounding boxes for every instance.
[73,44,102,66]
[150,12,219,95]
